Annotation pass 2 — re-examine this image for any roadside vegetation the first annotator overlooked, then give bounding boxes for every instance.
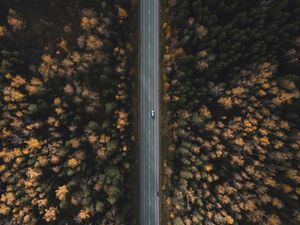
[162,0,300,224]
[0,0,137,224]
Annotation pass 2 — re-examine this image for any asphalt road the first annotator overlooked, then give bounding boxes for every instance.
[140,0,160,224]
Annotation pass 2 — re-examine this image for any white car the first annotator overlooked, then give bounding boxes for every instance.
[151,110,155,118]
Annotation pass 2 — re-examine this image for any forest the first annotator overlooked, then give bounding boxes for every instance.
[0,0,137,224]
[1,0,300,225]
[161,0,300,225]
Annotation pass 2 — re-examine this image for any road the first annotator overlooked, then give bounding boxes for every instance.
[140,0,160,224]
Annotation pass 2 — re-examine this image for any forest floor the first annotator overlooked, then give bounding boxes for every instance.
[127,0,139,224]
[159,0,170,224]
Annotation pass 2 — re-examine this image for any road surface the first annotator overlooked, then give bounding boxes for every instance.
[140,0,160,224]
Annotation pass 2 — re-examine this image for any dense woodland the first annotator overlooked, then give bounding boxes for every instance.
[162,0,300,225]
[1,0,300,225]
[0,0,137,224]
